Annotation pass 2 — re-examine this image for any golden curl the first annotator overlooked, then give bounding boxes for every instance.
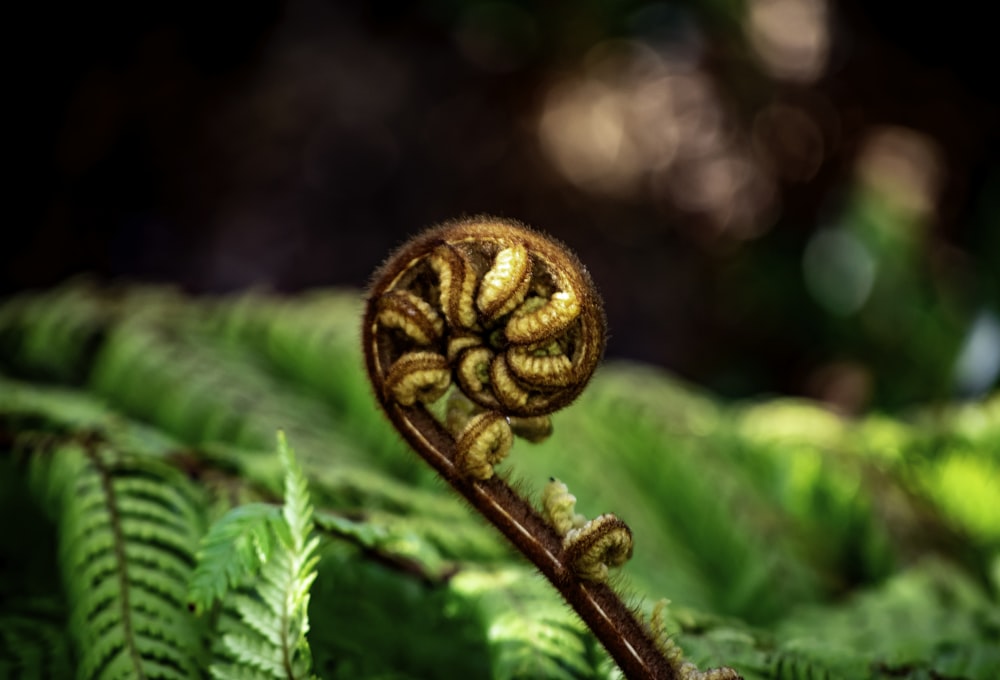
[383,351,451,406]
[509,415,552,442]
[377,290,444,345]
[564,514,634,583]
[455,411,514,480]
[506,288,580,345]
[477,244,533,321]
[429,244,479,330]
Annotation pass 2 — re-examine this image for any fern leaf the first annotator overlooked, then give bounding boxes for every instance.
[5,283,999,679]
[215,291,412,470]
[448,566,614,680]
[209,662,274,680]
[52,443,208,680]
[203,432,319,680]
[0,605,73,680]
[188,504,285,614]
[772,558,1000,680]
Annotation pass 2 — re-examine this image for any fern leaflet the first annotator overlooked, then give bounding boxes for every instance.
[0,599,73,680]
[188,504,284,615]
[449,566,616,680]
[193,432,320,680]
[53,441,207,679]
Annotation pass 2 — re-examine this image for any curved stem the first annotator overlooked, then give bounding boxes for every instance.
[395,405,677,680]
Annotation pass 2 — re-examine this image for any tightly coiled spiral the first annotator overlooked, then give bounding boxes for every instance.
[363,217,606,479]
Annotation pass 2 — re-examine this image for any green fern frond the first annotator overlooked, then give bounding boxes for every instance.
[0,279,111,383]
[314,507,508,579]
[200,439,509,567]
[4,282,999,679]
[90,321,305,447]
[213,291,411,470]
[279,432,318,563]
[51,441,207,679]
[663,558,1000,680]
[201,432,319,680]
[772,558,1000,680]
[188,504,284,614]
[0,374,184,474]
[449,566,614,680]
[0,600,73,680]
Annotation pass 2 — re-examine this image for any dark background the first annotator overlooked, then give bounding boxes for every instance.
[8,0,999,411]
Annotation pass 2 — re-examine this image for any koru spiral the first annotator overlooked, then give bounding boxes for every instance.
[363,216,606,480]
[362,218,741,679]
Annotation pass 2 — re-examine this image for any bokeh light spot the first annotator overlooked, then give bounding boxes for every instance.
[538,38,778,239]
[747,0,830,82]
[803,228,877,316]
[538,76,643,195]
[855,126,944,220]
[953,310,1000,397]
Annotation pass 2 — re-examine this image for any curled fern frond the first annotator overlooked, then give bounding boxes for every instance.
[361,217,693,679]
[363,216,607,475]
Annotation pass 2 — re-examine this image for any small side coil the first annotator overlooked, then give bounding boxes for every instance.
[542,479,633,582]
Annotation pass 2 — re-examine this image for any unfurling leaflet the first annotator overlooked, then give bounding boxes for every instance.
[542,478,634,583]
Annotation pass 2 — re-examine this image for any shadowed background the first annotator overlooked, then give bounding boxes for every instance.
[9,0,1000,411]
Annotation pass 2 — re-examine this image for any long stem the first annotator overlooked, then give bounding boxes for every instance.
[395,405,677,680]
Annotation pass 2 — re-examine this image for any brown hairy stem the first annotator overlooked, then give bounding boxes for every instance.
[389,404,677,679]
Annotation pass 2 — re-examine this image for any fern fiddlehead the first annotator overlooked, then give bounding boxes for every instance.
[364,217,605,480]
[363,216,738,679]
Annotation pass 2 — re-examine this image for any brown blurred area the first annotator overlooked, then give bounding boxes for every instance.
[8,0,1000,409]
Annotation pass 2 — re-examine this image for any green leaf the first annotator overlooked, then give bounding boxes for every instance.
[206,432,319,680]
[54,445,208,679]
[448,566,614,680]
[188,503,284,615]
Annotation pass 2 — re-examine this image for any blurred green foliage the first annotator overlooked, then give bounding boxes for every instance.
[1,281,998,678]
